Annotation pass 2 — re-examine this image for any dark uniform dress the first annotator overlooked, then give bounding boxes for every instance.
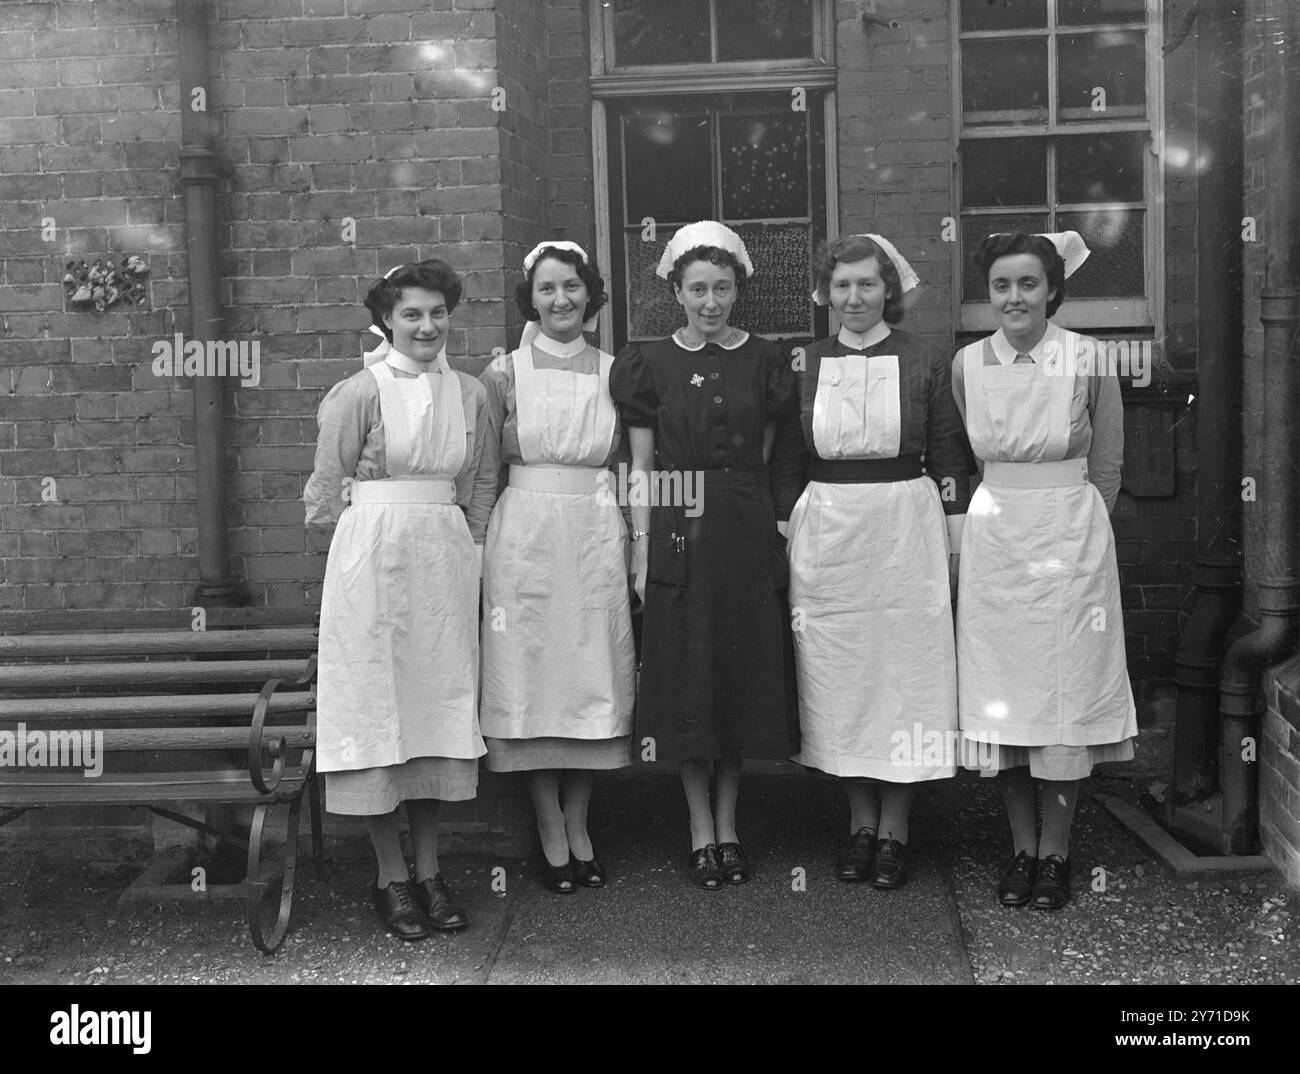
[610,330,799,761]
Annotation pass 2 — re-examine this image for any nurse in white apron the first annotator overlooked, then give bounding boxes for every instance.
[952,232,1136,911]
[304,260,498,940]
[479,242,635,894]
[772,234,973,891]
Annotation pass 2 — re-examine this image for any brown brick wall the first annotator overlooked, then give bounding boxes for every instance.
[0,0,1201,679]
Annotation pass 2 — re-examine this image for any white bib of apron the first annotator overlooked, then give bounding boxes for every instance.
[370,349,467,476]
[513,341,617,465]
[811,353,902,460]
[961,328,1075,463]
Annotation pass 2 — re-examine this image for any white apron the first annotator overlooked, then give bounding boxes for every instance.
[479,342,635,740]
[956,330,1137,748]
[788,349,958,781]
[316,355,485,772]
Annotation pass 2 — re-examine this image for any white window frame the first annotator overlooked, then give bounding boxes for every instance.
[950,0,1165,336]
[589,0,839,353]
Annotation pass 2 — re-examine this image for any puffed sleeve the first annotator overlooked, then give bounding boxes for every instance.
[609,343,658,427]
[303,373,372,527]
[923,342,974,542]
[1086,364,1124,515]
[457,371,499,543]
[764,340,797,421]
[769,376,811,522]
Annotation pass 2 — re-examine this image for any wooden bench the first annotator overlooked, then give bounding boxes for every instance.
[0,623,321,954]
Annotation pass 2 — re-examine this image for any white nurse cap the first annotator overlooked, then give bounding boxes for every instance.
[656,221,755,280]
[987,230,1092,279]
[522,240,591,274]
[810,233,920,304]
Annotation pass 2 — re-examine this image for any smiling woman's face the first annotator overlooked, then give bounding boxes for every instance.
[674,258,738,340]
[384,287,450,362]
[532,256,589,343]
[987,253,1055,342]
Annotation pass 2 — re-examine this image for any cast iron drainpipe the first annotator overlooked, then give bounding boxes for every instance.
[1218,0,1300,854]
[178,0,240,604]
[1171,0,1245,803]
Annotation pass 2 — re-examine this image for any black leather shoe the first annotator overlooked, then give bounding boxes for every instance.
[996,851,1038,907]
[1031,854,1071,911]
[834,827,877,882]
[688,844,723,889]
[541,857,578,894]
[372,879,431,941]
[716,841,750,884]
[869,838,907,889]
[570,851,607,888]
[414,874,468,931]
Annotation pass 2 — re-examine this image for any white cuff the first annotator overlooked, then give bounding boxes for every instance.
[946,514,965,553]
[474,543,483,581]
[777,520,789,537]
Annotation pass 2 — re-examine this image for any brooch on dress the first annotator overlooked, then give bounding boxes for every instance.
[690,373,704,387]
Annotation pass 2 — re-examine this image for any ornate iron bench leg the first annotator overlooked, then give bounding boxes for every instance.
[308,772,329,881]
[246,793,303,955]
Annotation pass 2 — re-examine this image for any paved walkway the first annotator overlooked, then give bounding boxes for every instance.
[1,749,1296,985]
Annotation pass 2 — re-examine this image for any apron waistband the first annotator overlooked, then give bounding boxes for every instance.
[508,464,606,494]
[983,459,1088,489]
[812,455,924,484]
[350,477,457,504]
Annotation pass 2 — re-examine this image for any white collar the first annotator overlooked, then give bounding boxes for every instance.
[990,321,1059,366]
[672,328,750,351]
[386,347,444,374]
[529,332,589,359]
[837,322,891,350]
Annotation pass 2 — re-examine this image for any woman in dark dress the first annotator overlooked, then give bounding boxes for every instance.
[610,221,798,889]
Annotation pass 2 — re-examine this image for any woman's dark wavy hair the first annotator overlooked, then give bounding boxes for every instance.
[975,233,1066,318]
[669,245,749,291]
[364,259,463,342]
[812,235,905,325]
[515,245,608,323]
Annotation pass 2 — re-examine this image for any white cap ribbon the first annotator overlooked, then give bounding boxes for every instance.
[656,221,755,280]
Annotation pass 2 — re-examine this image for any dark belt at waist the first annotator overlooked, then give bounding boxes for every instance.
[812,455,924,484]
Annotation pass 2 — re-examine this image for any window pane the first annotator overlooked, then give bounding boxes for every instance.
[961,212,1050,302]
[611,0,709,66]
[1057,209,1144,296]
[1057,131,1146,203]
[625,223,814,338]
[731,223,814,336]
[721,113,808,219]
[717,0,813,61]
[622,110,713,224]
[626,227,688,338]
[1057,0,1147,25]
[962,138,1047,207]
[1058,31,1146,118]
[962,38,1048,123]
[960,0,1047,32]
